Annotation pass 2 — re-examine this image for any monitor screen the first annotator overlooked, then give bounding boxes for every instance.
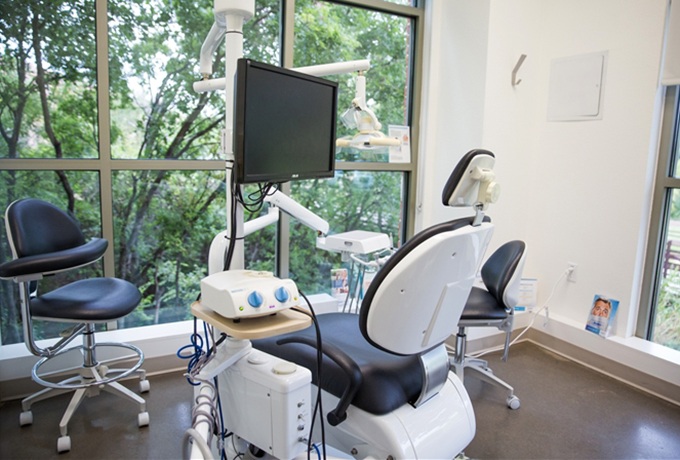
[235,59,339,184]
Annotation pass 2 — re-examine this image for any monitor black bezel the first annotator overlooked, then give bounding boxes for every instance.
[234,58,339,184]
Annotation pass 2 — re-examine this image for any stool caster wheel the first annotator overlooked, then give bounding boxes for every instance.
[138,411,150,427]
[507,395,520,410]
[19,410,33,426]
[57,435,71,453]
[139,379,151,393]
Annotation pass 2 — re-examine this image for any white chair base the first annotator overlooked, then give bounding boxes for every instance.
[450,328,520,410]
[456,357,520,410]
[19,343,150,453]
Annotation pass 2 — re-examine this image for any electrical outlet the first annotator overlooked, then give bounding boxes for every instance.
[567,262,577,282]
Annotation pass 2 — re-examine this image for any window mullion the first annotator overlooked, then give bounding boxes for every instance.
[96,0,113,279]
[638,86,680,339]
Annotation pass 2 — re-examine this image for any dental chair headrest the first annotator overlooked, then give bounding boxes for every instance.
[442,149,499,210]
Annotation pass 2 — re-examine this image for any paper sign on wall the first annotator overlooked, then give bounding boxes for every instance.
[388,125,411,163]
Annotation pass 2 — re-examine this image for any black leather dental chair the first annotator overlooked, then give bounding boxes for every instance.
[0,198,150,453]
[450,239,527,409]
[252,149,500,458]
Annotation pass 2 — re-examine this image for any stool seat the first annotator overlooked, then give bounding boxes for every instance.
[459,286,509,321]
[31,278,142,322]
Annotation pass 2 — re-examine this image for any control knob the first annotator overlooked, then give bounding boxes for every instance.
[247,291,263,308]
[274,286,290,303]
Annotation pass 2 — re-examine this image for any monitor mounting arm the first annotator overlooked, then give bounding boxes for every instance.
[196,0,373,275]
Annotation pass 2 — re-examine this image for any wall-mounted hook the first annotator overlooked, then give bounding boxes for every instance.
[512,54,527,87]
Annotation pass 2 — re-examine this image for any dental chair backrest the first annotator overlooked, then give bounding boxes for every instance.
[359,149,498,357]
[252,149,500,421]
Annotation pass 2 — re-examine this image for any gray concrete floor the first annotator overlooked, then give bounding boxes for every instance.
[1,342,679,459]
[0,370,193,459]
[463,342,680,459]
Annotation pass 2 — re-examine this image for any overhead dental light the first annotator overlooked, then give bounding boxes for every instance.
[335,71,402,151]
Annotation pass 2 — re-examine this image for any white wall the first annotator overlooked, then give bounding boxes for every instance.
[417,0,491,227]
[421,0,680,386]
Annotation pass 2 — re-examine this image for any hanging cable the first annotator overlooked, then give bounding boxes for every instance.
[179,320,231,460]
[236,182,277,213]
[177,318,210,385]
[293,293,327,460]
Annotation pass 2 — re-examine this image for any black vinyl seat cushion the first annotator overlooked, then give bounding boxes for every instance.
[30,278,142,322]
[460,286,509,321]
[252,312,423,415]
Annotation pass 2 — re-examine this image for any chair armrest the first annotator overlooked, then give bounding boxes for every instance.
[277,335,362,426]
[0,238,108,280]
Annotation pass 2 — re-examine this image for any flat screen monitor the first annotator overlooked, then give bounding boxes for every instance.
[235,58,339,184]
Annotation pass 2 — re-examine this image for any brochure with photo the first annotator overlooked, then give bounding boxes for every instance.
[585,295,619,337]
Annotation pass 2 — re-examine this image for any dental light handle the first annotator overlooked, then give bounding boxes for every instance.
[349,253,392,269]
[336,136,401,148]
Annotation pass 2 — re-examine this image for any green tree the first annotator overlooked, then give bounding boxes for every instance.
[106,0,282,326]
[0,0,101,343]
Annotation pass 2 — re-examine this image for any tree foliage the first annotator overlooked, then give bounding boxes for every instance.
[654,272,680,351]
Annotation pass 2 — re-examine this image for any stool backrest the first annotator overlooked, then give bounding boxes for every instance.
[481,240,527,310]
[1,199,107,280]
[6,198,85,258]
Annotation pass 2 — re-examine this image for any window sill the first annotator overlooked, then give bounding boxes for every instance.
[533,312,680,405]
[607,335,680,367]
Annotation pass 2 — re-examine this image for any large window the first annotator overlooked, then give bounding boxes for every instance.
[286,0,418,293]
[0,0,423,345]
[639,86,680,351]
